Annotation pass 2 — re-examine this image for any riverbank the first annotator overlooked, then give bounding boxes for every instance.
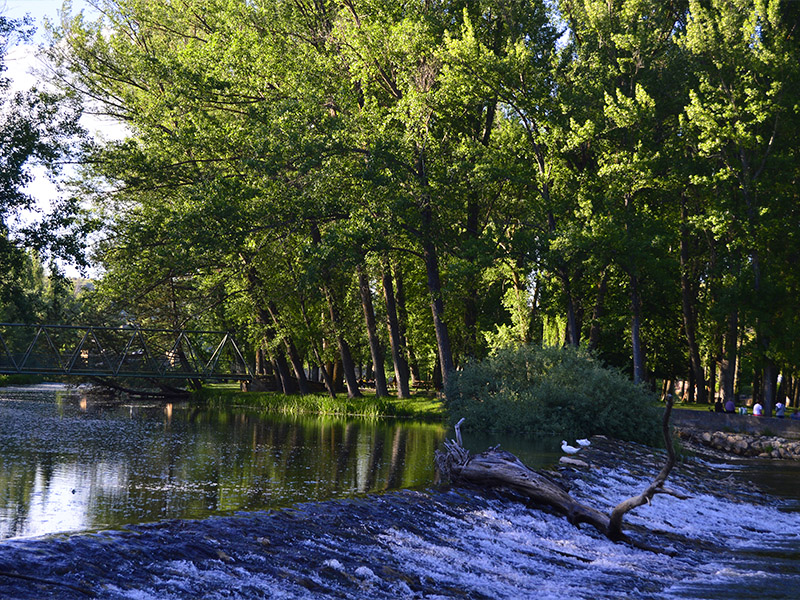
[676,428,800,459]
[672,408,800,460]
[0,374,45,386]
[194,384,446,420]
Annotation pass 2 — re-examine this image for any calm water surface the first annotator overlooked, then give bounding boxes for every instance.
[0,384,443,539]
[0,384,561,540]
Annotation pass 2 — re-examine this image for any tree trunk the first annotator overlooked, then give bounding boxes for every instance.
[357,265,389,397]
[295,297,336,398]
[394,262,422,385]
[266,302,310,395]
[762,358,777,417]
[255,348,267,377]
[587,269,608,351]
[438,442,610,533]
[252,308,294,394]
[324,285,362,398]
[752,369,762,406]
[332,357,344,393]
[382,259,411,398]
[240,256,309,395]
[679,198,707,404]
[272,353,294,395]
[719,309,738,404]
[565,289,580,347]
[630,272,646,385]
[309,223,361,398]
[607,398,682,540]
[422,231,454,390]
[417,138,454,390]
[707,347,717,405]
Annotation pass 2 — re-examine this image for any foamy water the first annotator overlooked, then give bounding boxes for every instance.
[1,438,798,599]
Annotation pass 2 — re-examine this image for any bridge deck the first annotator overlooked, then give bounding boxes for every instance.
[0,323,252,381]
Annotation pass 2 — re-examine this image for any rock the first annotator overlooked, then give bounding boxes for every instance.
[559,456,589,468]
[684,428,800,461]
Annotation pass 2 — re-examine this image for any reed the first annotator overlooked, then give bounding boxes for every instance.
[194,385,445,420]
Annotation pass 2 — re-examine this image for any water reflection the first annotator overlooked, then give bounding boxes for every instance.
[0,385,446,539]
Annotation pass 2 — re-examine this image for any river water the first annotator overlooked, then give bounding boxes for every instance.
[1,384,799,599]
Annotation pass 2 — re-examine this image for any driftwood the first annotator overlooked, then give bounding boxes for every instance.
[606,398,688,540]
[435,398,687,544]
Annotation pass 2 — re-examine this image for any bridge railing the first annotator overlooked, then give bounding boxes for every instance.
[0,323,253,381]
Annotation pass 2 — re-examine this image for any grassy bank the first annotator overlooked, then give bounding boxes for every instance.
[669,400,797,417]
[0,374,46,386]
[193,384,445,421]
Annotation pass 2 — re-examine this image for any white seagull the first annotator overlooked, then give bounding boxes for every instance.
[576,438,591,447]
[561,440,581,454]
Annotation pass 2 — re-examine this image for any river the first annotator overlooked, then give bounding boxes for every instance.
[1,384,799,598]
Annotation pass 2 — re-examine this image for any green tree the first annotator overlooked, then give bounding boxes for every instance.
[557,0,689,384]
[678,0,800,413]
[1,12,87,321]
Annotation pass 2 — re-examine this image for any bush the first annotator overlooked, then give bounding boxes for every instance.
[444,344,663,446]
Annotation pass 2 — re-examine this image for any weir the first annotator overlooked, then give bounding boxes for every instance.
[0,323,252,381]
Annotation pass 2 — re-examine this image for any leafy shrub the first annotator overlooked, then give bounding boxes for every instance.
[444,344,663,446]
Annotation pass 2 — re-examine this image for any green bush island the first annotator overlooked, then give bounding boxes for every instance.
[444,344,663,446]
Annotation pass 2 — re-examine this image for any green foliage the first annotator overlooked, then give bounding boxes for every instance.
[1,13,90,323]
[28,0,800,409]
[0,374,44,386]
[0,250,85,324]
[445,344,662,445]
[194,385,444,421]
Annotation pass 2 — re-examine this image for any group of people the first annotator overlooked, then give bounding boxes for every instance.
[713,398,796,418]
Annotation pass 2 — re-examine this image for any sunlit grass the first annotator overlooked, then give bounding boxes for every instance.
[0,374,45,386]
[667,401,715,411]
[194,384,445,420]
[666,399,797,416]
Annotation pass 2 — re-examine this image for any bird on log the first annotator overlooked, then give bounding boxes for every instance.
[434,398,688,546]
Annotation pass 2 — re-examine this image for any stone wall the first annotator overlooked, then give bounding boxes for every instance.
[670,408,800,440]
[676,428,800,460]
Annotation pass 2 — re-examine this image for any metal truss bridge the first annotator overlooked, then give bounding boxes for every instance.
[0,323,252,381]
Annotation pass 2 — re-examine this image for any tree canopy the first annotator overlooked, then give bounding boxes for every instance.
[1,11,88,323]
[19,0,798,409]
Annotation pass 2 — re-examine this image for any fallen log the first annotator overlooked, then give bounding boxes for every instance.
[435,398,685,545]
